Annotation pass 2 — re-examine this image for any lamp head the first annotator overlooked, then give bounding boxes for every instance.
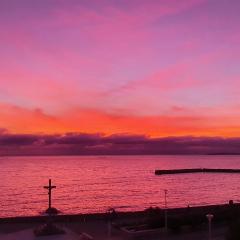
[206,214,214,220]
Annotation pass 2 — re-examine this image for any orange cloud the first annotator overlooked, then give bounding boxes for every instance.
[1,102,240,137]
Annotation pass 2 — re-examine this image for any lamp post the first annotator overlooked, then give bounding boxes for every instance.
[206,214,214,240]
[164,189,168,233]
[107,208,116,239]
[107,209,111,239]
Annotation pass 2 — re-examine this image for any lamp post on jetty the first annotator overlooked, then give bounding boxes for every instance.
[164,189,168,233]
[206,214,214,240]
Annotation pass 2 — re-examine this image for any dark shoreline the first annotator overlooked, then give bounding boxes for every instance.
[2,153,240,157]
[1,203,239,224]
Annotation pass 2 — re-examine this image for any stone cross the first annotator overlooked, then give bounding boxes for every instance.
[44,179,56,209]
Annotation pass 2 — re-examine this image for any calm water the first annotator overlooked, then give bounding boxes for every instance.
[1,155,240,217]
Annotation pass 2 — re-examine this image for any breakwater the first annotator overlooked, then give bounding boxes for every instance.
[155,168,240,175]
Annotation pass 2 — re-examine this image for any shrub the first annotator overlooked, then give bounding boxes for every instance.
[145,207,164,229]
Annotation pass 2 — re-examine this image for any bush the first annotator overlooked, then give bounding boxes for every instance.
[145,207,164,229]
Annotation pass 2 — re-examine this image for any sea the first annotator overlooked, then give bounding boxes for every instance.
[1,155,240,218]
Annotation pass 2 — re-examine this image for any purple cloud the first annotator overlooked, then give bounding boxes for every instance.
[1,132,240,156]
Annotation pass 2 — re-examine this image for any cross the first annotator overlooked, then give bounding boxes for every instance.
[44,179,56,209]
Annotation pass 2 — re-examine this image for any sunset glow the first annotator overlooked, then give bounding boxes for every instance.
[1,0,240,138]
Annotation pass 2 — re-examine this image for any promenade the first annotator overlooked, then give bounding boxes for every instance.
[0,219,227,240]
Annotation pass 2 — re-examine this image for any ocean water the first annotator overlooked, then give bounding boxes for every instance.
[1,155,240,217]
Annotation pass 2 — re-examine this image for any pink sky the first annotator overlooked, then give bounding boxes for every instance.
[0,0,240,137]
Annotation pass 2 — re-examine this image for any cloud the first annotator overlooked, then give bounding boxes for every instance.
[0,1,240,138]
[1,132,240,156]
[1,0,239,121]
[0,134,39,146]
[1,102,240,138]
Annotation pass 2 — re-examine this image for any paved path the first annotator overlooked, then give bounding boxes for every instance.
[0,220,228,240]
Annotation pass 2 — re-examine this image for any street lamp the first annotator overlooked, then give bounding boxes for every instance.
[206,214,214,240]
[107,208,112,239]
[164,189,168,233]
[107,208,116,239]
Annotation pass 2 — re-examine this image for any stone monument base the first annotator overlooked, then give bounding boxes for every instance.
[34,222,65,236]
[45,207,60,215]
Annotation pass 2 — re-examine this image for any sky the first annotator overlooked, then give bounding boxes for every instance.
[1,0,240,148]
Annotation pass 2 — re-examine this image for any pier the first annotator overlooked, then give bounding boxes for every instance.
[155,168,240,175]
